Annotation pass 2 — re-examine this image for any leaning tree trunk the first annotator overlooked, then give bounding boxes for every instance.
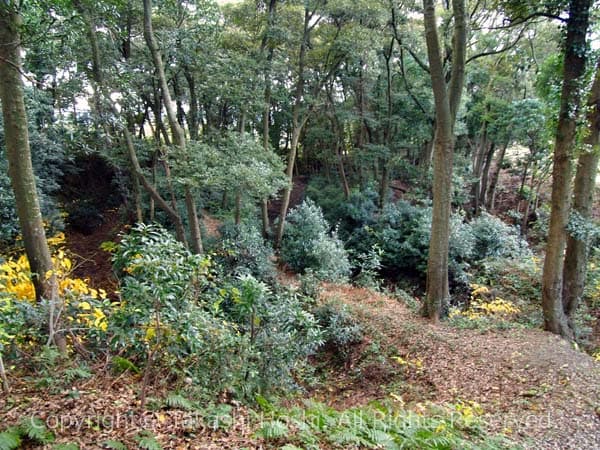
[275,7,310,248]
[542,0,591,339]
[143,0,203,254]
[422,0,466,321]
[562,60,600,329]
[0,4,65,353]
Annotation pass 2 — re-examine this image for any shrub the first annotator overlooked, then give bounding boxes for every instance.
[281,199,351,282]
[0,234,112,358]
[314,302,363,350]
[111,224,244,393]
[111,224,323,398]
[216,221,276,282]
[470,213,530,260]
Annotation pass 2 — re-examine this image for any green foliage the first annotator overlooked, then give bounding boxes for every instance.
[134,431,162,450]
[216,221,276,282]
[281,199,351,282]
[470,213,530,260]
[0,99,66,244]
[111,356,141,375]
[170,131,287,209]
[352,244,383,289]
[110,223,245,394]
[165,393,195,411]
[111,224,323,399]
[102,440,128,450]
[314,302,363,351]
[0,430,21,450]
[256,420,289,440]
[254,400,518,449]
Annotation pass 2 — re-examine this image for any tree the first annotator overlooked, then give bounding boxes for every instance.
[0,2,65,352]
[562,60,600,330]
[422,0,466,321]
[541,0,592,339]
[143,0,203,254]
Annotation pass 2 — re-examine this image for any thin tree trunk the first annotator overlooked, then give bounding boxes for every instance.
[275,7,311,247]
[562,60,600,328]
[479,142,495,209]
[184,68,199,141]
[0,354,9,393]
[143,0,202,254]
[486,143,508,211]
[0,4,65,352]
[542,0,591,339]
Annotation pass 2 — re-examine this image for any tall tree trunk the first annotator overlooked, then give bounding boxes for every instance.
[0,4,65,352]
[275,7,311,247]
[471,119,488,216]
[184,68,200,141]
[485,143,508,211]
[423,0,466,321]
[562,60,600,328]
[143,0,203,254]
[379,38,394,209]
[479,142,495,209]
[260,1,276,237]
[542,0,591,339]
[76,1,188,247]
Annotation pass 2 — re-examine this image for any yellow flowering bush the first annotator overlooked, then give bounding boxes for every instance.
[449,284,521,328]
[0,233,112,351]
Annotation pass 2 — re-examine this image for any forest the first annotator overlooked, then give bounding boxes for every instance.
[0,0,599,448]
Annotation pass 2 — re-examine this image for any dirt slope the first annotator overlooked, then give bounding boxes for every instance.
[319,284,600,450]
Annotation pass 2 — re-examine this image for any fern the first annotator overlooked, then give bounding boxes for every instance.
[0,429,21,450]
[20,417,54,444]
[102,440,128,450]
[165,393,193,411]
[256,420,289,440]
[135,431,162,450]
[64,366,92,383]
[111,356,140,375]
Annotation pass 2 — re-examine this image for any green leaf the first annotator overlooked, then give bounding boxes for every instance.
[165,393,194,411]
[102,440,128,450]
[256,420,289,440]
[0,430,22,450]
[135,431,162,450]
[20,417,54,444]
[111,356,141,375]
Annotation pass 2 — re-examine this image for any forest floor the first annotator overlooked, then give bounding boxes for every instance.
[2,199,600,449]
[2,279,599,449]
[314,285,600,449]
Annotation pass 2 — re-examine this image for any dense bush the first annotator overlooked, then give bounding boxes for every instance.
[310,188,532,289]
[470,213,530,260]
[111,224,322,398]
[216,221,277,282]
[314,302,363,350]
[281,199,351,282]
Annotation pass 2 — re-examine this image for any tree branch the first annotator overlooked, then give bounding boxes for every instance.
[466,24,528,65]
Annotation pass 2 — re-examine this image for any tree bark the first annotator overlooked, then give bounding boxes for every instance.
[422,0,466,321]
[485,143,508,211]
[542,0,591,339]
[0,4,65,352]
[275,6,311,247]
[143,0,203,254]
[562,60,600,328]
